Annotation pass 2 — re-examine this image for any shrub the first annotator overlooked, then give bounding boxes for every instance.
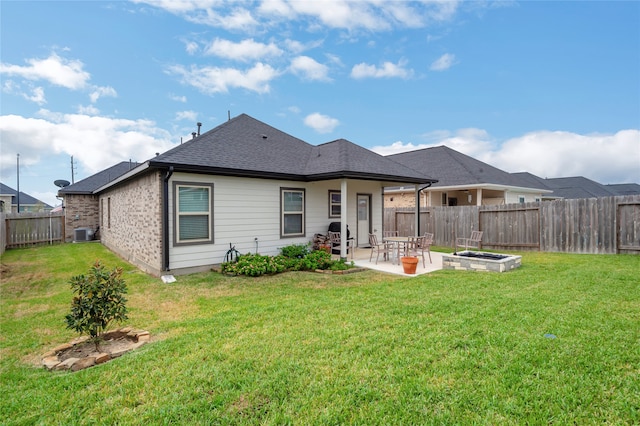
[65,261,128,351]
[302,249,333,270]
[279,243,310,259]
[221,253,288,277]
[221,245,353,277]
[329,258,354,271]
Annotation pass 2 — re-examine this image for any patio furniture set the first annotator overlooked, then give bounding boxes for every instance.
[368,231,434,269]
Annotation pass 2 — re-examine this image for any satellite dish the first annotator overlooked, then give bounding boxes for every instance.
[54,179,70,188]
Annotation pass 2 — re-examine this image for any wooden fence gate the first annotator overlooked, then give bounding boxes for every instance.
[617,201,640,254]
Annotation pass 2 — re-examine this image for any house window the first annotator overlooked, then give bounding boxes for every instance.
[519,196,525,204]
[107,197,111,228]
[281,188,305,237]
[174,183,214,245]
[328,190,341,218]
[441,193,447,206]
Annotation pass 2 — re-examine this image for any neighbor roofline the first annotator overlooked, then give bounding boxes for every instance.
[385,183,553,194]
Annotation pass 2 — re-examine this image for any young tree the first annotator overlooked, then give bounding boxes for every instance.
[65,261,128,351]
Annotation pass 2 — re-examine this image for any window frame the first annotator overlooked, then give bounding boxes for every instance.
[328,190,341,218]
[280,187,305,238]
[173,182,214,246]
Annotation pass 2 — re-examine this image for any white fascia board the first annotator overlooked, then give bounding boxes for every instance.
[93,161,151,194]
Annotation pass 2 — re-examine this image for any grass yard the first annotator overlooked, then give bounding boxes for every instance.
[1,243,638,425]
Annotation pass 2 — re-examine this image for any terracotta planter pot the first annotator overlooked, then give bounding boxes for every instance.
[401,256,419,274]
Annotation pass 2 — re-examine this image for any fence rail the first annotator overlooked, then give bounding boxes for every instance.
[384,195,640,254]
[2,212,65,250]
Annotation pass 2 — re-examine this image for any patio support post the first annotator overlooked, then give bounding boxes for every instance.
[414,185,420,237]
[477,188,483,206]
[340,179,348,260]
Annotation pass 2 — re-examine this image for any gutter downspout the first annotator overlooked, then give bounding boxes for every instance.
[416,182,433,236]
[163,166,174,271]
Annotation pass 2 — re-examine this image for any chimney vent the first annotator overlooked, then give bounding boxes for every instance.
[197,122,202,136]
[192,132,197,139]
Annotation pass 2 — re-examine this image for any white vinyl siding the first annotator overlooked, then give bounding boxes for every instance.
[165,173,385,273]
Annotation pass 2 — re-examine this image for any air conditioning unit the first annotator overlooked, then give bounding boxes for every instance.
[74,227,93,242]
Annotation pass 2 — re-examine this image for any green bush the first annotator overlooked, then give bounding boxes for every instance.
[65,261,128,350]
[302,249,333,270]
[279,243,310,259]
[221,253,288,277]
[221,245,353,277]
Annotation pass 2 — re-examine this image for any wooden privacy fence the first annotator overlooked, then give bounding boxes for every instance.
[384,195,640,254]
[2,212,65,249]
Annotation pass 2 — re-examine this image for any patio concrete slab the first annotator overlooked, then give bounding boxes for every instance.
[339,248,444,277]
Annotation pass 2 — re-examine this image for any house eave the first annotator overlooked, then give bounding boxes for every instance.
[146,161,437,185]
[93,162,152,194]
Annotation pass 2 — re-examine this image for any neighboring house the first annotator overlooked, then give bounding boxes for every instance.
[512,173,640,200]
[606,183,640,196]
[0,183,53,213]
[58,114,436,276]
[385,146,551,208]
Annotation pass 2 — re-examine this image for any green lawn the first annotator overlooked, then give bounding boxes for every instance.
[1,243,638,425]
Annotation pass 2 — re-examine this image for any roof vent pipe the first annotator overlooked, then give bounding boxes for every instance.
[197,122,202,136]
[192,132,197,139]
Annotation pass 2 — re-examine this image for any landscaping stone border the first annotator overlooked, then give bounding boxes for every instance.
[314,267,367,275]
[41,327,150,372]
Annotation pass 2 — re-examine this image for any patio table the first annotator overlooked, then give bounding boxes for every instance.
[383,236,413,265]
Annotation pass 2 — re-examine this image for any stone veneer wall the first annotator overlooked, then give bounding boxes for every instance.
[441,252,522,272]
[63,194,100,242]
[100,170,163,276]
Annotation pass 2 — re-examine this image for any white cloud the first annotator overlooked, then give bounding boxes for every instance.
[184,40,199,55]
[430,53,456,71]
[372,128,640,184]
[290,56,331,81]
[205,38,283,62]
[176,110,198,122]
[27,87,46,105]
[169,93,187,103]
[0,112,175,179]
[351,60,413,79]
[89,86,117,103]
[77,104,100,115]
[304,112,339,134]
[134,0,462,31]
[0,53,90,90]
[187,7,259,31]
[491,130,640,184]
[166,62,280,94]
[372,128,493,157]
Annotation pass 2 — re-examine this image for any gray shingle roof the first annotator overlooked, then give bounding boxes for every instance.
[148,114,435,184]
[0,182,52,207]
[58,161,140,194]
[387,145,545,190]
[605,183,640,196]
[512,172,631,199]
[540,176,618,199]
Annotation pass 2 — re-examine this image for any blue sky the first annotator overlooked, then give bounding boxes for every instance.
[1,0,639,207]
